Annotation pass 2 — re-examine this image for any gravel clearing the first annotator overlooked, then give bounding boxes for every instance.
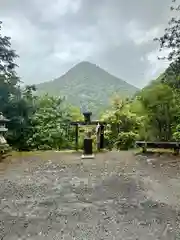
[0,151,180,239]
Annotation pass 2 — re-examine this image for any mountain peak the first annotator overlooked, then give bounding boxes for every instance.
[76,61,95,66]
[73,61,97,69]
[36,62,138,117]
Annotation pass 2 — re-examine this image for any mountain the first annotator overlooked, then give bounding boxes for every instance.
[36,61,139,116]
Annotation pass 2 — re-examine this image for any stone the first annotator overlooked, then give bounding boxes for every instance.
[81,154,95,159]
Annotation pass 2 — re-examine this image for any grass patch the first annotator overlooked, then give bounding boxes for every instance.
[10,149,84,157]
[10,149,109,157]
[0,149,110,166]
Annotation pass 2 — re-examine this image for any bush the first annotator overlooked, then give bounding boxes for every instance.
[100,99,143,150]
[173,124,180,141]
[0,143,11,161]
[115,132,138,150]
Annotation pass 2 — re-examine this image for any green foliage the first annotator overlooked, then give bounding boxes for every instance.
[162,60,180,90]
[101,97,143,150]
[155,0,180,88]
[27,95,71,150]
[0,21,20,112]
[143,0,180,143]
[139,83,179,141]
[0,21,19,78]
[173,124,180,141]
[0,143,11,160]
[67,104,84,121]
[115,132,138,150]
[4,85,37,150]
[0,21,36,151]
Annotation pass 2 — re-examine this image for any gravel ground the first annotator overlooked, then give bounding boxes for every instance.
[0,151,180,239]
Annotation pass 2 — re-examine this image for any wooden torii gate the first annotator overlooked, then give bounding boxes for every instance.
[70,112,106,158]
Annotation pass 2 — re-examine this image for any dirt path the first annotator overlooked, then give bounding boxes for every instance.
[0,151,180,239]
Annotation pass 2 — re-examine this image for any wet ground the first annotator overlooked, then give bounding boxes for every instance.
[0,151,180,239]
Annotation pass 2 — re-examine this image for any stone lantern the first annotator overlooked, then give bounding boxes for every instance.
[82,111,93,158]
[70,109,106,158]
[0,112,9,145]
[83,111,92,124]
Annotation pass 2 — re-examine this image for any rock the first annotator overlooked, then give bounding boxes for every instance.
[146,158,156,164]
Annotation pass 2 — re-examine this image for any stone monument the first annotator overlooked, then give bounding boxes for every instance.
[81,112,94,159]
[70,109,106,156]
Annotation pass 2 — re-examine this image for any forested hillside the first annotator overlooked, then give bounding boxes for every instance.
[36,61,138,117]
[0,0,180,152]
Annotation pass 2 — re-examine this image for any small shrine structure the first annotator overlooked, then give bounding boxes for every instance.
[71,111,106,158]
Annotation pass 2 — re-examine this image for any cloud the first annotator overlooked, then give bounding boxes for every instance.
[146,49,171,80]
[0,0,173,87]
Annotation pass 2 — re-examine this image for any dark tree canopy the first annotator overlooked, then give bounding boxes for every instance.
[0,21,19,79]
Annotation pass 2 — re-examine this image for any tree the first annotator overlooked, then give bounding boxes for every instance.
[155,0,180,89]
[27,95,73,150]
[0,22,38,150]
[0,21,20,113]
[101,98,143,150]
[139,83,179,141]
[4,85,37,150]
[0,21,20,111]
[0,21,18,76]
[155,0,180,61]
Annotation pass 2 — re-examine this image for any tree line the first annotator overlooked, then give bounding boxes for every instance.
[0,0,180,151]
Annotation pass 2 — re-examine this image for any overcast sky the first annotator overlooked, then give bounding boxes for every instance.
[0,0,174,88]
